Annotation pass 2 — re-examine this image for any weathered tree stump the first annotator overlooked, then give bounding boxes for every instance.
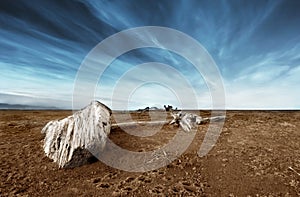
[41,101,112,168]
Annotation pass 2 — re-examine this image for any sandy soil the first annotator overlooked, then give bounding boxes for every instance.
[0,110,300,196]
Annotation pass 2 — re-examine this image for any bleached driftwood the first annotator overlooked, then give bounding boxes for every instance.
[41,101,112,168]
[111,120,168,129]
[112,111,224,132]
[288,166,300,177]
[169,111,225,132]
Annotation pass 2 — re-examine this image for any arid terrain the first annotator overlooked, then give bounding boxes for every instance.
[1,110,300,196]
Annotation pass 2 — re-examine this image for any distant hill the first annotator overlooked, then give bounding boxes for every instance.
[0,103,58,110]
[149,107,160,110]
[136,106,163,112]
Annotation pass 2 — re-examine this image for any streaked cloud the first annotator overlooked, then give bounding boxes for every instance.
[1,0,300,109]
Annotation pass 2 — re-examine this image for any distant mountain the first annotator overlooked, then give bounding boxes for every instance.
[149,106,160,110]
[137,106,162,112]
[0,103,58,110]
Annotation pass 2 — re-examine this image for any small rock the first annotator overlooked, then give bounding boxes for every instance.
[183,185,197,193]
[125,177,135,183]
[137,176,145,181]
[144,178,151,183]
[98,182,110,188]
[112,191,121,197]
[69,188,79,193]
[92,178,101,183]
[222,158,229,162]
[123,186,133,191]
[173,183,183,192]
[181,181,191,186]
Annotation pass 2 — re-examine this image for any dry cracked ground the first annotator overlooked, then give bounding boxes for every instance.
[0,110,300,196]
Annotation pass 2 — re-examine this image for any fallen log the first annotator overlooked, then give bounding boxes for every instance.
[111,120,168,129]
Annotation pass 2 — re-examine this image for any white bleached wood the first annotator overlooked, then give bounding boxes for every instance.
[169,111,225,132]
[111,120,168,129]
[41,101,112,168]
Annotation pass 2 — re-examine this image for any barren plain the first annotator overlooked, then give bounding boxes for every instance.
[1,110,300,196]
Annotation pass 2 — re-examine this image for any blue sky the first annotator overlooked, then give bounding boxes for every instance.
[1,0,300,109]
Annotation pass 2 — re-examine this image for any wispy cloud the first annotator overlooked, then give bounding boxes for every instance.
[1,0,300,109]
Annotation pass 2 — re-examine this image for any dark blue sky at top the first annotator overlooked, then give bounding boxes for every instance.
[1,0,300,109]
